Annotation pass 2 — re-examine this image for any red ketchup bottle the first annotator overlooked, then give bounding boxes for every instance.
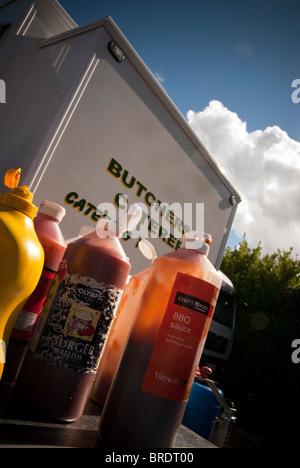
[0,201,66,408]
[98,233,222,448]
[91,239,156,408]
[12,216,135,422]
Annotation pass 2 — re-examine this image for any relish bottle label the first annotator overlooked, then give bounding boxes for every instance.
[30,260,122,374]
[141,272,218,401]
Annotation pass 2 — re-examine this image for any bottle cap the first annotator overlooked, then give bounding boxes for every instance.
[182,232,213,255]
[138,239,157,262]
[38,200,66,222]
[0,168,38,219]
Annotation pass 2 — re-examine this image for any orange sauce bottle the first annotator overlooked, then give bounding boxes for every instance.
[91,268,150,407]
[91,240,155,408]
[98,233,222,448]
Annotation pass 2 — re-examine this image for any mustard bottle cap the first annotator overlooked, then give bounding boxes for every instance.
[0,168,38,219]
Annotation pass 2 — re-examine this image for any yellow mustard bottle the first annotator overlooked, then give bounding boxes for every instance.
[0,169,44,380]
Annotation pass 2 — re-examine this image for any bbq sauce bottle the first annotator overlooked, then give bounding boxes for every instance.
[98,233,222,448]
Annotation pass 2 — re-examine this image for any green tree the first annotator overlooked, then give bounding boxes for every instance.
[219,237,300,446]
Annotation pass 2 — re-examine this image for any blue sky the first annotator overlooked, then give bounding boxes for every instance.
[59,0,300,254]
[60,0,300,142]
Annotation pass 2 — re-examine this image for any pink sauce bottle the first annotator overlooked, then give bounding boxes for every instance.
[91,240,156,407]
[98,233,222,448]
[12,215,136,422]
[0,201,66,407]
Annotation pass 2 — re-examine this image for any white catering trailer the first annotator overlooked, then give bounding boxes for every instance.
[0,0,241,275]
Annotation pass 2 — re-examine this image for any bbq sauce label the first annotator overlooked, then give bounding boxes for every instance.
[141,272,219,401]
[30,260,123,374]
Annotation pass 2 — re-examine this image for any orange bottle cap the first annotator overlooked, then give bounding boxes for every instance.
[0,168,38,219]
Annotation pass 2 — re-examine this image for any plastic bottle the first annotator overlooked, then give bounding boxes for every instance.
[0,169,44,382]
[91,239,156,407]
[97,233,222,448]
[12,210,141,422]
[0,201,66,404]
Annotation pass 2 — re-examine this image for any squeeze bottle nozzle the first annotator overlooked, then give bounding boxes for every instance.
[0,168,38,219]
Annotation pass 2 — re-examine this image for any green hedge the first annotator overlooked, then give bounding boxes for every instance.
[218,238,300,446]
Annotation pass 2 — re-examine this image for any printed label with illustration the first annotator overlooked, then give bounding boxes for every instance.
[141,272,219,401]
[30,260,123,373]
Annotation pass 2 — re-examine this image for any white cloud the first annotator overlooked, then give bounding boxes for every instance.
[187,100,300,255]
[154,71,165,84]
